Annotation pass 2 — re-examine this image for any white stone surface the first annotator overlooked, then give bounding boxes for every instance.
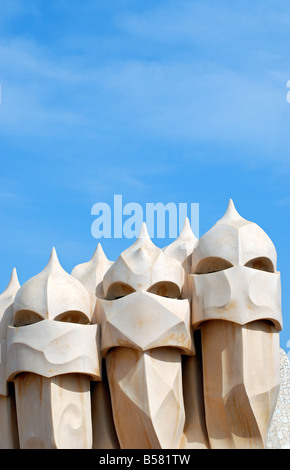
[97,293,193,355]
[7,320,100,381]
[191,266,282,329]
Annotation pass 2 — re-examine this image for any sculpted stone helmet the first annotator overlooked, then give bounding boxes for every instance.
[190,199,282,330]
[97,222,193,355]
[13,247,91,326]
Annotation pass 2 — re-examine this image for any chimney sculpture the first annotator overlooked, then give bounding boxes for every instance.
[190,200,282,449]
[96,223,194,449]
[6,248,100,448]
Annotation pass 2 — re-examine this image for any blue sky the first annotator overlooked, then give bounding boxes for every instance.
[0,0,289,353]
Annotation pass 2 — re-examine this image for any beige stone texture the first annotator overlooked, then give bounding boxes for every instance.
[106,347,185,449]
[179,354,209,449]
[90,361,120,449]
[14,373,92,448]
[200,320,280,449]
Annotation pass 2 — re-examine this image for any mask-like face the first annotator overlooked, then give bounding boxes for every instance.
[191,265,281,329]
[190,200,282,331]
[96,223,193,356]
[98,291,192,355]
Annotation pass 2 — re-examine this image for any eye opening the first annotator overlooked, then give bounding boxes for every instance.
[195,257,233,274]
[244,257,274,273]
[13,310,43,327]
[147,281,181,299]
[106,282,136,300]
[54,311,89,324]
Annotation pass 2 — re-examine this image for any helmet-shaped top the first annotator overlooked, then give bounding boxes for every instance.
[191,200,277,274]
[103,222,184,299]
[13,247,91,326]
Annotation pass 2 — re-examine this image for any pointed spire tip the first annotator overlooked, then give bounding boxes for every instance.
[217,198,247,226]
[138,221,150,240]
[1,267,20,295]
[226,198,239,216]
[47,246,62,270]
[92,242,108,261]
[178,216,197,241]
[51,246,57,255]
[10,267,20,286]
